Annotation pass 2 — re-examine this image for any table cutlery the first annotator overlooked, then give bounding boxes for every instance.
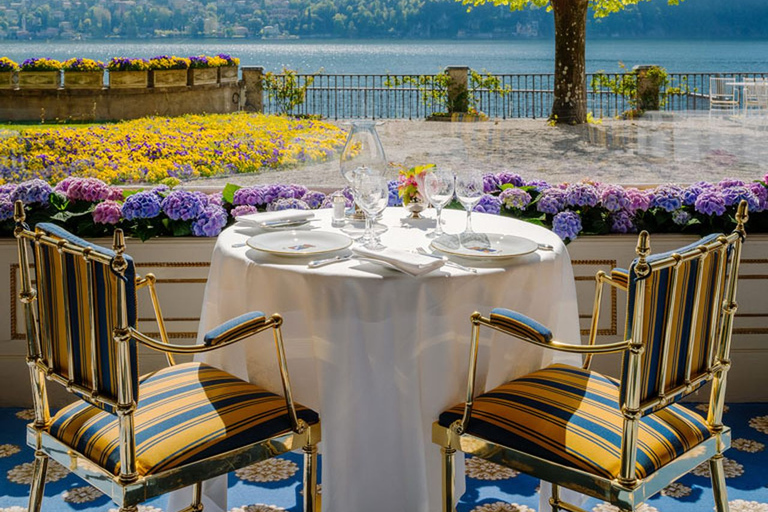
[307,254,352,268]
[537,243,554,251]
[416,247,478,273]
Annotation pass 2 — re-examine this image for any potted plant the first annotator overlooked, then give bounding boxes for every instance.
[107,57,150,89]
[148,55,190,88]
[18,58,62,89]
[0,57,18,89]
[188,55,224,86]
[62,58,105,89]
[216,54,240,83]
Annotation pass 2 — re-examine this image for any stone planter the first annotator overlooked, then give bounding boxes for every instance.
[0,71,13,89]
[218,65,238,83]
[152,69,189,88]
[189,67,218,86]
[18,71,60,89]
[109,70,149,89]
[63,71,104,89]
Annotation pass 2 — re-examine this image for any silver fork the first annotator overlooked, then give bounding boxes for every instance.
[416,247,478,273]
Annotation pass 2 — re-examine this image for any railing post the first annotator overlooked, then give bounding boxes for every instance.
[242,66,264,113]
[445,66,469,114]
[633,64,662,112]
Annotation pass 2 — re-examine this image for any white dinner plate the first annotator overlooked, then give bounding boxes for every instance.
[430,233,538,259]
[246,231,352,257]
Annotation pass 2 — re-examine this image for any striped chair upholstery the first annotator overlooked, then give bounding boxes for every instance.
[621,233,729,410]
[31,223,138,412]
[49,362,319,476]
[439,364,711,480]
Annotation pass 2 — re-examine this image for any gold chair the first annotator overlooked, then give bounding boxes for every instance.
[434,201,748,512]
[13,201,320,512]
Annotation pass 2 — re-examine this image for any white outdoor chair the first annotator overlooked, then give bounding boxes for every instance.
[745,79,768,115]
[709,77,739,113]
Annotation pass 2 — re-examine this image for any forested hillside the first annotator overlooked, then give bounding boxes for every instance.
[0,0,766,41]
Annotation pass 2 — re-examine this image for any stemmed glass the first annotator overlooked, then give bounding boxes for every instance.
[454,169,484,240]
[352,169,389,250]
[422,168,455,238]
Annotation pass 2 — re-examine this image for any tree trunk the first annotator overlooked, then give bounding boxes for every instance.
[550,0,589,124]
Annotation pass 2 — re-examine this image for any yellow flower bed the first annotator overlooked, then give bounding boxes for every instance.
[0,113,346,185]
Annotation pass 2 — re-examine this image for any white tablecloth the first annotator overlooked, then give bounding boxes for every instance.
[172,207,581,512]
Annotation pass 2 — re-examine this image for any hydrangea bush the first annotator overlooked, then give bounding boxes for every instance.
[1,173,766,242]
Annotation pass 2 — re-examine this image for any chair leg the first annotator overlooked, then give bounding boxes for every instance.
[441,446,456,512]
[27,450,48,512]
[549,483,560,512]
[303,444,319,512]
[710,454,730,512]
[191,482,204,512]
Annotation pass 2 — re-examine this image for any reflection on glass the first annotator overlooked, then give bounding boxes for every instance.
[422,168,455,239]
[352,169,389,250]
[455,169,484,237]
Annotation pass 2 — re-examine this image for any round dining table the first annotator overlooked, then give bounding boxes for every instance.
[170,207,582,512]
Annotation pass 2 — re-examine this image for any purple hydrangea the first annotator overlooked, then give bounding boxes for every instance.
[473,194,501,215]
[387,180,402,207]
[191,191,210,207]
[552,210,582,241]
[321,193,354,209]
[233,186,266,207]
[108,187,125,201]
[626,188,652,213]
[483,173,500,194]
[721,185,760,211]
[694,190,726,217]
[92,200,122,225]
[161,190,205,221]
[267,198,310,211]
[599,185,630,212]
[151,184,171,196]
[681,182,713,206]
[53,177,77,196]
[0,195,14,221]
[610,210,636,234]
[192,205,228,237]
[232,204,258,217]
[0,184,17,196]
[747,182,767,212]
[303,190,326,209]
[719,178,745,189]
[207,192,224,206]
[672,209,691,226]
[650,184,683,212]
[537,188,567,215]
[565,183,600,208]
[11,179,52,205]
[496,172,525,187]
[499,188,531,210]
[66,177,112,202]
[122,191,162,220]
[526,179,551,191]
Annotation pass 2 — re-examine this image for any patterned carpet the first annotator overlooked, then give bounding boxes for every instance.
[2,404,768,512]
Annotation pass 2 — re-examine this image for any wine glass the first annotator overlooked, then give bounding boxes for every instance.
[454,169,484,239]
[353,170,389,250]
[422,168,455,238]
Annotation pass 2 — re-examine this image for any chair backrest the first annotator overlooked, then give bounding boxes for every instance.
[710,77,734,99]
[16,219,138,414]
[620,227,744,414]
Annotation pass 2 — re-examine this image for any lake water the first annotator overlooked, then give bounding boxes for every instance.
[2,39,768,74]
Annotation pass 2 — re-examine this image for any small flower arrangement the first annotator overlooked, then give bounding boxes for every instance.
[106,57,150,72]
[0,57,19,72]
[20,58,63,72]
[63,58,105,72]
[189,55,234,69]
[148,55,191,70]
[397,164,433,206]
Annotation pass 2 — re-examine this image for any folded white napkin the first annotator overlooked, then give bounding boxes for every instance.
[236,210,314,226]
[352,246,445,276]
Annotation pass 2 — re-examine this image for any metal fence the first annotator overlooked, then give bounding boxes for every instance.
[261,71,768,120]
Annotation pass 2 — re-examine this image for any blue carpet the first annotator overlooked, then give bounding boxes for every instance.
[1,404,767,512]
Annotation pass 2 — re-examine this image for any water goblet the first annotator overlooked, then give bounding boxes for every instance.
[353,170,389,250]
[455,169,484,240]
[422,168,455,238]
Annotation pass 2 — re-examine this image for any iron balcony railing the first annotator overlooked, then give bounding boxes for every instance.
[261,71,768,120]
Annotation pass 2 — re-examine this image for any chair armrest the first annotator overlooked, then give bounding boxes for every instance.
[203,311,267,347]
[610,268,629,290]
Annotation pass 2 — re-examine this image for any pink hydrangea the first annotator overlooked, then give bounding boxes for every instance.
[92,200,122,225]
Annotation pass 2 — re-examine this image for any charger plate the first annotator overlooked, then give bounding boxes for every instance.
[430,233,538,259]
[247,231,352,257]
